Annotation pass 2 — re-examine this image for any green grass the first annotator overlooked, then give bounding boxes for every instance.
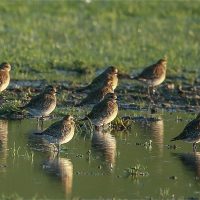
[0,0,199,83]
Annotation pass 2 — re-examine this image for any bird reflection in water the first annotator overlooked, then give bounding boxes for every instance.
[148,118,164,151]
[174,152,200,178]
[138,117,164,152]
[91,128,116,170]
[0,120,8,173]
[42,152,73,196]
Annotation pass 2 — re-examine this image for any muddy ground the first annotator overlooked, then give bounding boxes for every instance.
[7,74,200,109]
[0,70,200,123]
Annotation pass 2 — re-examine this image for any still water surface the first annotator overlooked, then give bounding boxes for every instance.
[0,111,200,199]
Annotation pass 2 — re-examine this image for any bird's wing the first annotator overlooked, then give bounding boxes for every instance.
[80,89,103,105]
[138,63,163,79]
[85,73,104,90]
[87,100,110,119]
[0,71,8,85]
[62,122,73,136]
[91,73,104,85]
[174,119,200,140]
[42,121,63,137]
[22,93,43,109]
[22,94,55,110]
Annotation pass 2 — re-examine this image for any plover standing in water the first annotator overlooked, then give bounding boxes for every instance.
[171,113,200,151]
[34,115,75,152]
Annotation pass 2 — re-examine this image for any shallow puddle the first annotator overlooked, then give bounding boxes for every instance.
[0,111,200,199]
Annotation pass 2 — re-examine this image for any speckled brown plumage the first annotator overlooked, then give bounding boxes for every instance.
[135,57,167,87]
[78,80,114,106]
[22,85,57,118]
[86,93,118,126]
[0,62,11,92]
[171,113,200,150]
[35,115,75,147]
[77,66,118,92]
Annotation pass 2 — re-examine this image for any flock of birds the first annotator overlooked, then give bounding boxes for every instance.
[0,58,199,152]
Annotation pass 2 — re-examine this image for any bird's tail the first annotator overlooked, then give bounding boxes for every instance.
[74,101,85,107]
[130,75,139,80]
[76,86,90,92]
[33,132,43,136]
[77,116,88,122]
[171,135,181,142]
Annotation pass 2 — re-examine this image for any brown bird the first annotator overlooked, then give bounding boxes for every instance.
[21,85,57,119]
[171,113,200,151]
[134,57,167,95]
[78,79,114,106]
[82,93,118,127]
[77,66,118,92]
[0,62,11,92]
[34,115,75,151]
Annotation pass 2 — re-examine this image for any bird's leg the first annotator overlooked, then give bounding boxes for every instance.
[40,117,44,131]
[37,118,40,129]
[95,125,100,131]
[147,86,151,97]
[193,143,197,152]
[0,93,4,104]
[56,144,61,154]
[152,87,156,98]
[147,86,153,103]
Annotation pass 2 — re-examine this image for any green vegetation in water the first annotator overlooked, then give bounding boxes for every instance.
[124,164,149,179]
[0,1,199,82]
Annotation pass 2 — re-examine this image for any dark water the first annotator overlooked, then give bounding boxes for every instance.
[0,111,200,199]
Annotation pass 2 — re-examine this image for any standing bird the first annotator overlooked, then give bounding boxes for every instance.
[82,93,118,127]
[77,66,118,92]
[134,57,167,96]
[21,85,57,120]
[34,115,75,152]
[78,79,114,106]
[171,113,200,151]
[0,62,11,92]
